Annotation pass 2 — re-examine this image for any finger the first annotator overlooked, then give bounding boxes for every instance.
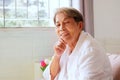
[54,45,65,55]
[56,40,66,50]
[59,38,66,44]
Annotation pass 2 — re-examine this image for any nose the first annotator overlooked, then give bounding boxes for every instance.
[60,23,65,31]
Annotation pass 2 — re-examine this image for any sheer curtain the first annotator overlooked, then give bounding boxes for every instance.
[72,0,94,37]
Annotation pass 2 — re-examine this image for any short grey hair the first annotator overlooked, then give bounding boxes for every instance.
[53,7,84,24]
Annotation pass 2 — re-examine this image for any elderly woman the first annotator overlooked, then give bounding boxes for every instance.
[43,7,113,80]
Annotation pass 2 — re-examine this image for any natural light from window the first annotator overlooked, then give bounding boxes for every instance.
[0,0,71,27]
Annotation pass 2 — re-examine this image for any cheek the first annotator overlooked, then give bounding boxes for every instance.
[66,27,74,35]
[55,29,60,36]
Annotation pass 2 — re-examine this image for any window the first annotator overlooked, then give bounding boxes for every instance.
[0,0,71,27]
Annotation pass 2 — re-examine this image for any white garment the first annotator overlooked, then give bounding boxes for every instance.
[43,31,113,80]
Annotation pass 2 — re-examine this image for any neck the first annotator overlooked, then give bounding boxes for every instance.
[68,32,81,54]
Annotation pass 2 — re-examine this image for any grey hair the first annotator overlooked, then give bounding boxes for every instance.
[53,7,84,24]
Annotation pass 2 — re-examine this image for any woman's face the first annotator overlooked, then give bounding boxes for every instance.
[55,13,82,44]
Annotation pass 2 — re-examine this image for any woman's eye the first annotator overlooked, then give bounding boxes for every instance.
[64,21,70,25]
[56,24,60,28]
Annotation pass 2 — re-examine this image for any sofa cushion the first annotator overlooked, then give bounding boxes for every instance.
[108,54,120,80]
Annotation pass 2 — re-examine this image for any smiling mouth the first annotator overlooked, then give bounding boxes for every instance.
[60,32,69,37]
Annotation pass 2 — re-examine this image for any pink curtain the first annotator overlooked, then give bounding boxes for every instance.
[82,0,94,37]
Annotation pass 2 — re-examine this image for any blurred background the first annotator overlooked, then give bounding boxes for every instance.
[0,0,120,80]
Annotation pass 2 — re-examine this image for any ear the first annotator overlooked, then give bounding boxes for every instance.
[78,21,83,31]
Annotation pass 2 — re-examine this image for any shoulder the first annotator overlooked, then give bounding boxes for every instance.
[80,32,104,53]
[78,32,106,60]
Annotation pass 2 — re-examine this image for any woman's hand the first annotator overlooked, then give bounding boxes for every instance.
[54,38,66,56]
[50,39,66,80]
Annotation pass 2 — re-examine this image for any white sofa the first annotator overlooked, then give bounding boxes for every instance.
[108,54,120,80]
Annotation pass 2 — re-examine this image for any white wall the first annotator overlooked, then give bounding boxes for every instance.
[0,27,57,80]
[93,0,120,53]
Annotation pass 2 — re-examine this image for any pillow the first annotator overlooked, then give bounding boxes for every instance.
[108,54,120,80]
